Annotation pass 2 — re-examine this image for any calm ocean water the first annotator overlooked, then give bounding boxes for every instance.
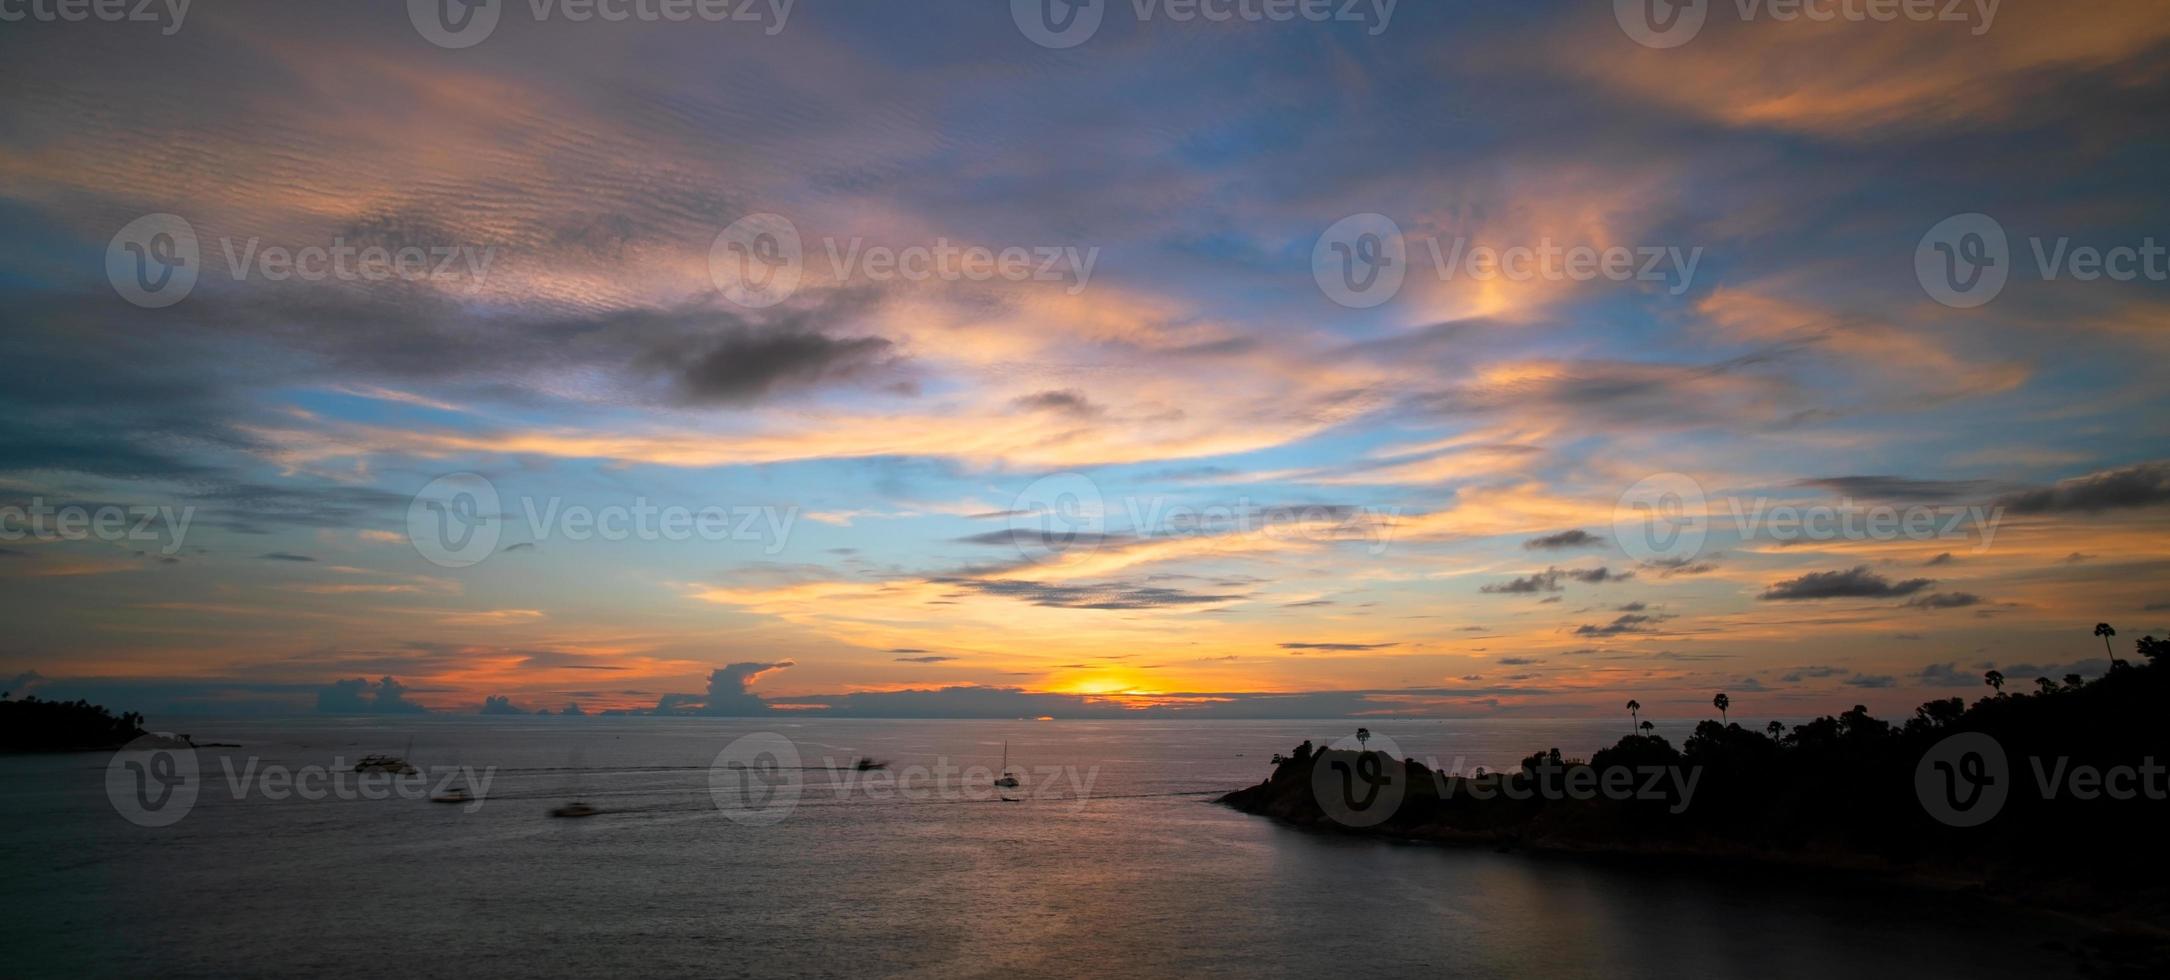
[1,717,2083,978]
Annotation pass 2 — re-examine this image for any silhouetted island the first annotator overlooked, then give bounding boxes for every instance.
[1224,631,2170,966]
[0,694,159,752]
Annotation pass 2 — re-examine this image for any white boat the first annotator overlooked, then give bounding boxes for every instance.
[994,740,1020,789]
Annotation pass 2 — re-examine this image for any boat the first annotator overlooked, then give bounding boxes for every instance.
[354,754,416,775]
[994,740,1020,789]
[549,801,599,818]
[430,787,471,804]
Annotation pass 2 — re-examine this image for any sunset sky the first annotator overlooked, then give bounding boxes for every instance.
[2,0,2167,719]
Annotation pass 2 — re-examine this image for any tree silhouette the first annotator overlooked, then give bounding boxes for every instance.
[2097,622,2118,671]
[1355,727,1370,750]
[2035,676,2057,696]
[1984,669,2005,695]
[1712,692,1730,726]
[1625,699,1641,734]
[1639,720,1654,735]
[1766,719,1785,741]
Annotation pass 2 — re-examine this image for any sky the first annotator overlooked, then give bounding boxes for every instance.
[1,0,2167,721]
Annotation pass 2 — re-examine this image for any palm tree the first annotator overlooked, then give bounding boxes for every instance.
[1625,699,1641,734]
[1639,720,1654,736]
[1355,727,1370,750]
[1712,692,1730,726]
[2096,623,2117,671]
[1766,720,1785,741]
[1984,670,2005,695]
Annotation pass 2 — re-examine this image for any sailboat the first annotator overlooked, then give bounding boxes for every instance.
[994,740,1020,789]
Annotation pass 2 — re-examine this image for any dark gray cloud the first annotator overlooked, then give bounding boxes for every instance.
[1481,566,1631,593]
[1523,529,1604,550]
[1760,566,1932,600]
[259,552,315,562]
[1574,613,1666,636]
[1999,461,2170,514]
[1779,665,1852,682]
[1843,675,1897,689]
[480,695,527,715]
[316,676,429,714]
[1917,663,1983,688]
[636,319,898,406]
[1010,389,1101,417]
[1904,592,1983,610]
[1281,642,1397,652]
[1797,476,1989,501]
[937,578,1243,610]
[894,655,956,664]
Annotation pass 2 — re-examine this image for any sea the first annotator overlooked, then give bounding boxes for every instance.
[0,716,2087,978]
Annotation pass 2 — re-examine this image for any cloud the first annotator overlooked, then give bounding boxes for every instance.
[1797,476,1989,501]
[1917,663,1983,689]
[940,578,1243,610]
[1523,529,1604,550]
[1779,666,1851,682]
[1843,675,1897,689]
[1281,642,1397,652]
[259,552,316,562]
[643,661,798,716]
[1760,566,1932,600]
[1574,614,1666,637]
[1480,566,1632,594]
[2000,461,2170,514]
[1011,389,1101,418]
[316,676,429,714]
[1496,656,1540,666]
[894,655,956,664]
[1904,592,1984,610]
[1925,552,1956,566]
[480,695,527,714]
